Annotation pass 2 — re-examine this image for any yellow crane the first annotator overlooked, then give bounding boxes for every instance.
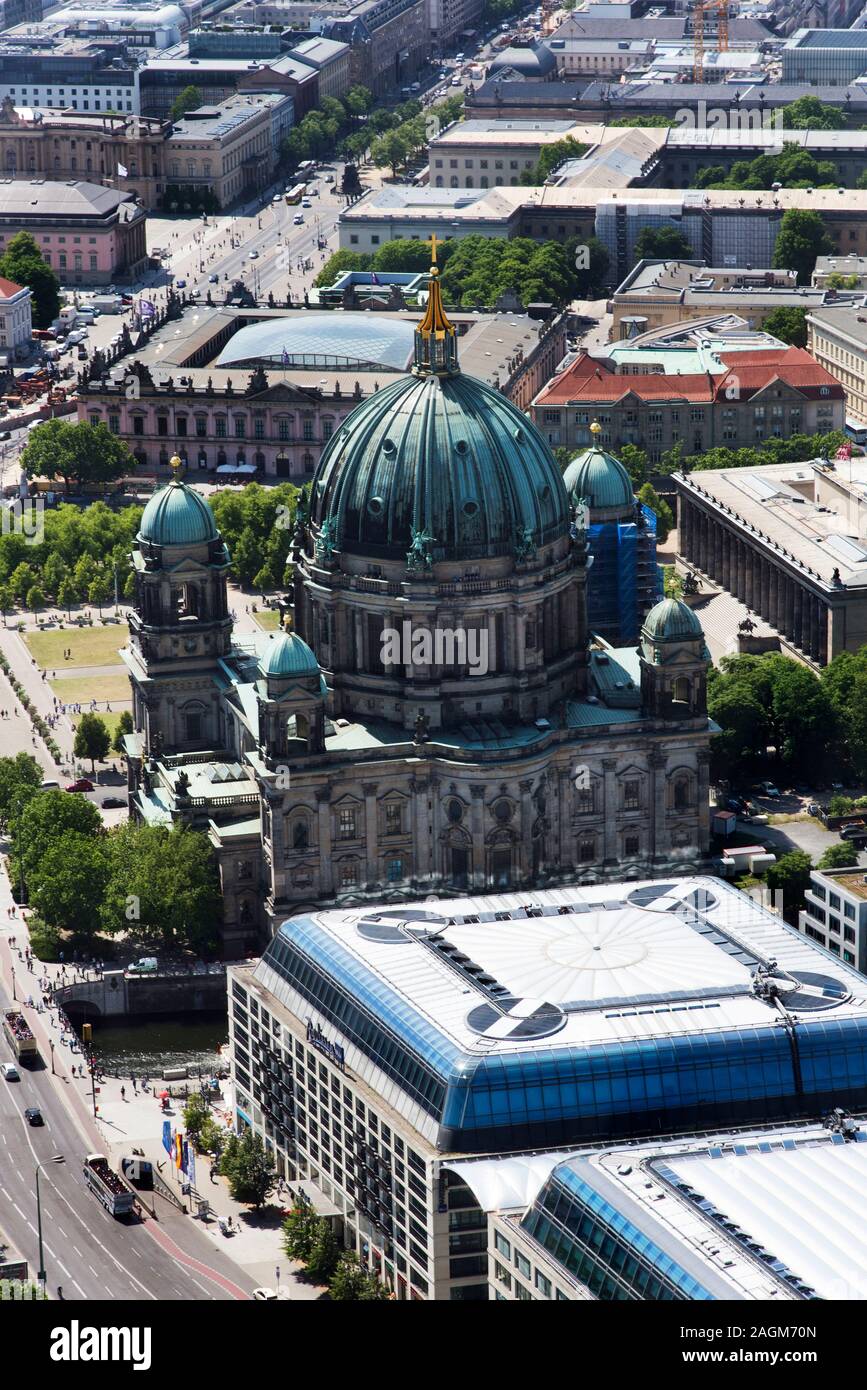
[693,0,729,84]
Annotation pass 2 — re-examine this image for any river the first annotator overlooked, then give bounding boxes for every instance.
[84,1013,228,1077]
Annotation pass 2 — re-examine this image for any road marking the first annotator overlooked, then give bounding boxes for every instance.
[72,1245,82,1257]
[189,1275,213,1299]
[72,1279,85,1298]
[88,1264,98,1277]
[57,1260,70,1278]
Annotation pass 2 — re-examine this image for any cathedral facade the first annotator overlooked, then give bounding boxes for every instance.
[122,253,713,957]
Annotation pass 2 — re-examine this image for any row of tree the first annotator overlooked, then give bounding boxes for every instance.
[317,232,610,307]
[4,765,221,954]
[694,144,840,194]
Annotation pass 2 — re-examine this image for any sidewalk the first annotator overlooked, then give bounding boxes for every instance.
[0,892,321,1299]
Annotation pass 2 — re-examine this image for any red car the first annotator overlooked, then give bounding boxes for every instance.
[66,778,94,793]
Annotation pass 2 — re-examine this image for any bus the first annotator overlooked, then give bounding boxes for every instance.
[285,183,306,206]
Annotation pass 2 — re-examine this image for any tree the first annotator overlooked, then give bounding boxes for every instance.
[772,209,833,286]
[74,713,111,773]
[783,96,846,132]
[100,822,222,954]
[760,305,808,348]
[11,788,102,892]
[0,583,12,623]
[21,419,134,497]
[313,248,372,289]
[41,552,67,597]
[329,1252,390,1301]
[169,85,202,122]
[25,583,46,618]
[113,709,134,755]
[0,231,60,327]
[828,794,855,818]
[344,85,373,121]
[341,162,362,198]
[10,562,35,603]
[609,114,676,128]
[633,225,694,261]
[282,1201,319,1263]
[370,130,408,178]
[183,1092,211,1147]
[618,443,648,488]
[305,1223,340,1285]
[818,843,859,870]
[87,573,111,616]
[57,575,78,618]
[373,238,447,274]
[29,830,110,938]
[520,136,588,185]
[0,753,42,831]
[766,850,814,917]
[219,1129,275,1210]
[572,235,610,297]
[637,482,674,543]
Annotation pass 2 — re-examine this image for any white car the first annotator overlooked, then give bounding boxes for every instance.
[293,214,304,225]
[253,1287,291,1300]
[1,1062,19,1080]
[451,76,461,85]
[248,250,259,259]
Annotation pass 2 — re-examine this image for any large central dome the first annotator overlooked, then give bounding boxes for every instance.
[310,372,569,562]
[309,237,570,564]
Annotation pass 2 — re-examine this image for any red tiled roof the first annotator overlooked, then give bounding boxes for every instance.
[0,276,25,298]
[536,348,843,407]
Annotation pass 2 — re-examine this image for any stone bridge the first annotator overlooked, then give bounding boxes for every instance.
[56,967,227,1021]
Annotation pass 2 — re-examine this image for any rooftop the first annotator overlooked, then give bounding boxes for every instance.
[0,178,139,218]
[820,870,867,900]
[675,458,867,592]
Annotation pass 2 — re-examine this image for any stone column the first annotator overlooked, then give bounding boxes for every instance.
[810,595,821,663]
[602,758,618,864]
[650,750,668,861]
[354,610,365,672]
[514,609,526,672]
[316,787,333,895]
[363,782,378,889]
[792,586,804,651]
[784,577,795,640]
[429,776,441,885]
[696,751,711,854]
[410,777,428,883]
[818,601,829,665]
[516,783,530,878]
[470,785,486,888]
[768,566,779,630]
[558,768,572,873]
[760,559,771,622]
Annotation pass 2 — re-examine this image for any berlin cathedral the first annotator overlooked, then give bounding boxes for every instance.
[121,251,713,956]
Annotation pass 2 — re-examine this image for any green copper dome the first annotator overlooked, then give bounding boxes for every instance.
[138,478,219,547]
[259,631,320,679]
[563,444,633,514]
[642,597,703,642]
[310,373,569,562]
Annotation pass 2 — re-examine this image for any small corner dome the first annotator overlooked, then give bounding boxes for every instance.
[642,597,703,643]
[259,630,319,678]
[563,444,633,513]
[138,479,218,547]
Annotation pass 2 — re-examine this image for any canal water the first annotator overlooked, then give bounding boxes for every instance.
[85,1013,228,1076]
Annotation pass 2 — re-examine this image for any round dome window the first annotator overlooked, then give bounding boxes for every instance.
[540,484,551,501]
[367,496,384,516]
[382,439,396,455]
[513,427,525,444]
[463,500,479,517]
[455,440,469,455]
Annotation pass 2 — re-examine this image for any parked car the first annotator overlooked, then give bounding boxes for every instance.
[807,802,823,818]
[293,214,303,225]
[725,797,749,815]
[175,278,187,288]
[208,273,218,283]
[102,796,126,808]
[66,778,94,793]
[77,347,88,360]
[24,1107,43,1125]
[840,823,867,841]
[301,198,311,208]
[248,250,259,259]
[1,1063,19,1080]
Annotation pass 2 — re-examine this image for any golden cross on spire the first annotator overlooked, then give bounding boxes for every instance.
[429,232,440,269]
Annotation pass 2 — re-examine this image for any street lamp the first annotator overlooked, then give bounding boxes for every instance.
[35,1164,46,1294]
[11,968,15,1001]
[49,1040,55,1075]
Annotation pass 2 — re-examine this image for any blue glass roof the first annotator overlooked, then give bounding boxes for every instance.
[215,313,416,371]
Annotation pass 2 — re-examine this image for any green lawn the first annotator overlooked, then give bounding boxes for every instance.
[50,674,132,706]
[253,608,282,632]
[25,623,129,670]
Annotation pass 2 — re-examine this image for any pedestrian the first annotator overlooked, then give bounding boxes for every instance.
[121,1085,126,1101]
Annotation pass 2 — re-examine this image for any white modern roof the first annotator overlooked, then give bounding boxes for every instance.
[283,877,867,1056]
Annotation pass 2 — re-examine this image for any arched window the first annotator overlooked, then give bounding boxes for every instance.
[673,676,690,704]
[674,777,690,812]
[292,818,309,849]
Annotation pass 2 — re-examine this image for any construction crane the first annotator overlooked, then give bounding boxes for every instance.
[693,0,729,85]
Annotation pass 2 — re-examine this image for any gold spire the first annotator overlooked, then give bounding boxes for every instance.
[169,453,184,480]
[590,420,602,438]
[414,234,458,376]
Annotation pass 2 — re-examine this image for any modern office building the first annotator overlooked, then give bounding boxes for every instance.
[486,1117,867,1301]
[227,875,867,1298]
[800,867,867,974]
[0,40,141,115]
[673,457,867,668]
[610,260,829,341]
[807,301,867,427]
[782,29,867,86]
